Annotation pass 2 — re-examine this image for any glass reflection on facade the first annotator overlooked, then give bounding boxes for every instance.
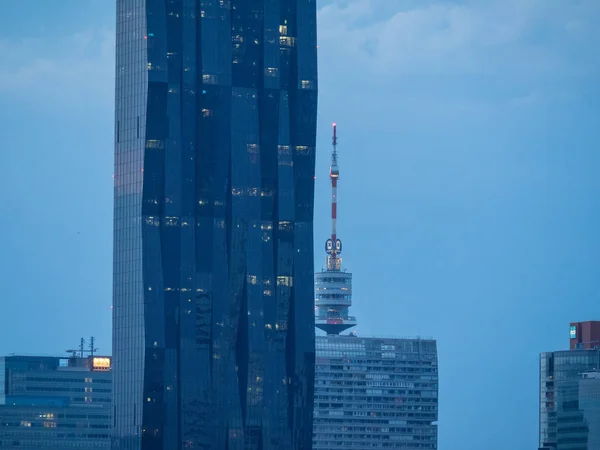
[112,1,317,449]
[539,350,600,449]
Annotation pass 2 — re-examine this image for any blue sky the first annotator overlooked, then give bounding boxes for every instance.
[0,1,599,449]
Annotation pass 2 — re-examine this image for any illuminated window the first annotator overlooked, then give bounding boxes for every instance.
[145,140,164,149]
[280,36,295,47]
[265,67,278,77]
[164,216,179,226]
[277,276,293,287]
[279,25,288,35]
[202,74,216,84]
[278,221,293,232]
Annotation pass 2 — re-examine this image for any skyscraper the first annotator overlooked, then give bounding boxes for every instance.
[112,2,318,449]
[312,126,439,449]
[539,323,600,450]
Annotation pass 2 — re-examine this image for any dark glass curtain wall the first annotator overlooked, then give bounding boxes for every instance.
[112,1,317,449]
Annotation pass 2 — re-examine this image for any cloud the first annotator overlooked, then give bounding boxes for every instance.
[0,28,115,107]
[315,0,600,124]
[317,0,600,78]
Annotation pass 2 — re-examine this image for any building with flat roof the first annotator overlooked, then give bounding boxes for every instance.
[0,354,111,449]
[313,335,438,449]
[570,321,600,350]
[539,323,600,449]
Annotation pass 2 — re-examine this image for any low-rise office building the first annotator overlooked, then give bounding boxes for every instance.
[0,354,111,449]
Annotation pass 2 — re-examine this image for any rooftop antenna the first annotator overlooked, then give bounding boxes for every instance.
[66,337,96,358]
[89,337,98,357]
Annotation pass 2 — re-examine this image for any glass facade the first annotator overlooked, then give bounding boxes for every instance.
[0,356,112,449]
[313,336,438,449]
[112,1,318,449]
[539,350,600,449]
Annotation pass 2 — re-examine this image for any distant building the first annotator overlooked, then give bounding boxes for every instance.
[570,321,600,350]
[539,324,600,450]
[312,125,438,449]
[0,355,112,449]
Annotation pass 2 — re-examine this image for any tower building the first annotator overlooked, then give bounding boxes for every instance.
[112,1,318,449]
[312,125,439,450]
[314,123,356,335]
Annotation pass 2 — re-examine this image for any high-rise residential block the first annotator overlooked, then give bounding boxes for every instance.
[112,1,318,449]
[313,336,439,449]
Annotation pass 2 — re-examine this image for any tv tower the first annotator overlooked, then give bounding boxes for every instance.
[315,123,357,335]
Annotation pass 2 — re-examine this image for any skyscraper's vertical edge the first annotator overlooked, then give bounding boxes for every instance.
[113,1,149,449]
[289,1,318,448]
[113,1,318,449]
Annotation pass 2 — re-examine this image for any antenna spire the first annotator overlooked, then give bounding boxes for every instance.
[326,123,341,271]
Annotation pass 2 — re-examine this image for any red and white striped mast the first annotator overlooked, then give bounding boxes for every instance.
[326,123,342,271]
[315,121,356,335]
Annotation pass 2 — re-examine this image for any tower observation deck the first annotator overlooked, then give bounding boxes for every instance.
[315,123,357,335]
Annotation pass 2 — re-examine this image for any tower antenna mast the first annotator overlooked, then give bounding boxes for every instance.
[326,123,342,271]
[315,122,356,335]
